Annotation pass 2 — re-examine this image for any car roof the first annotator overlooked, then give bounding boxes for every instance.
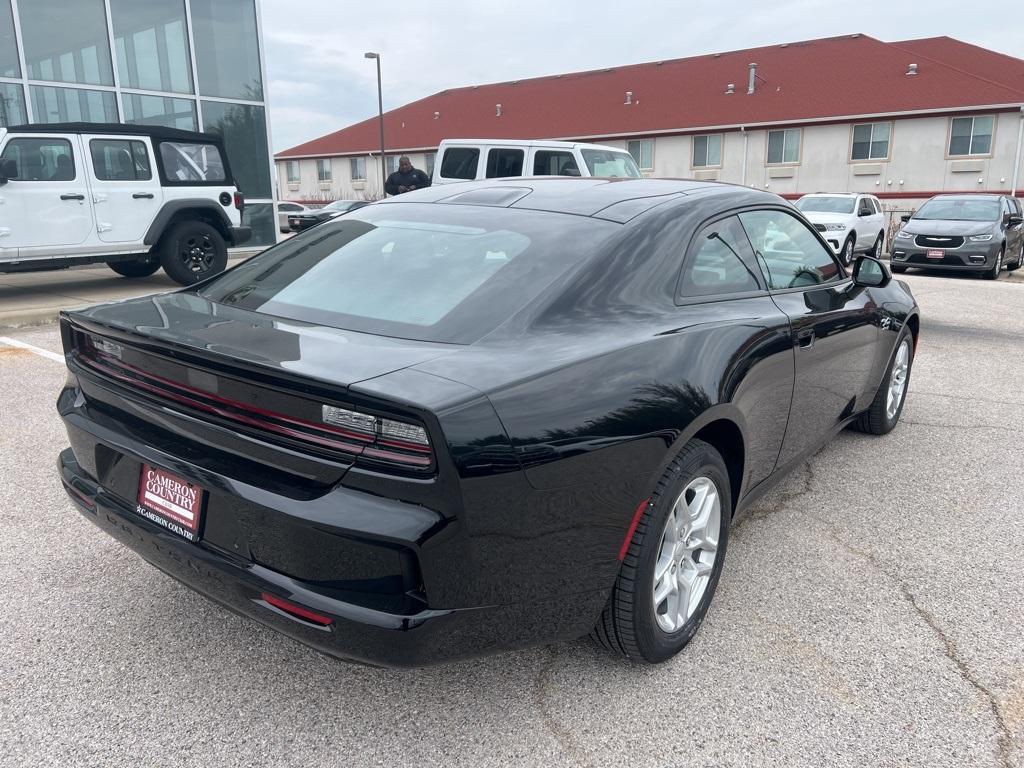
[800,192,876,198]
[439,138,631,152]
[5,122,223,145]
[377,177,778,222]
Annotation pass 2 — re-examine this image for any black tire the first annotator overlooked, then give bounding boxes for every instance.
[1007,243,1023,272]
[158,220,228,286]
[592,439,731,663]
[891,264,908,274]
[851,327,914,435]
[841,235,855,265]
[107,257,160,278]
[867,232,884,258]
[982,246,1004,281]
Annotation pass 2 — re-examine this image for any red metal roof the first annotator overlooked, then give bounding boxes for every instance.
[276,34,1024,159]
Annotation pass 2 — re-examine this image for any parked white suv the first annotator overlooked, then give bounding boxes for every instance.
[794,193,886,264]
[432,139,642,185]
[0,122,250,285]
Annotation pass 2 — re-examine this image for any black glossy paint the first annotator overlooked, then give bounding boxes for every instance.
[56,178,920,666]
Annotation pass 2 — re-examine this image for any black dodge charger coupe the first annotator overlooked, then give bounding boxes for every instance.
[57,178,919,667]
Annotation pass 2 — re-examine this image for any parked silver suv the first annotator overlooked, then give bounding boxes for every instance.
[0,122,250,285]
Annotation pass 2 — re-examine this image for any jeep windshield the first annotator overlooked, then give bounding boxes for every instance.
[580,149,642,179]
[914,199,1000,222]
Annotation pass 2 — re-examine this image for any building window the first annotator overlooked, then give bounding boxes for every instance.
[350,157,366,181]
[627,139,653,170]
[286,161,299,183]
[851,122,891,161]
[190,0,263,100]
[1,0,19,78]
[386,155,400,174]
[692,134,722,168]
[110,0,193,94]
[767,129,800,164]
[0,83,27,127]
[202,100,271,198]
[316,159,332,182]
[122,94,197,131]
[949,116,994,156]
[19,0,115,86]
[424,152,436,177]
[30,85,118,124]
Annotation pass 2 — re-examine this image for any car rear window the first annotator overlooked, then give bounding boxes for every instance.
[199,203,619,343]
[158,140,226,183]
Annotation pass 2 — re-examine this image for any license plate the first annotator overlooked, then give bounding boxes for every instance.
[136,464,204,542]
[926,249,944,259]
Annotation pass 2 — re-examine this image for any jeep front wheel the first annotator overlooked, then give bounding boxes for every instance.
[108,257,161,278]
[159,221,227,285]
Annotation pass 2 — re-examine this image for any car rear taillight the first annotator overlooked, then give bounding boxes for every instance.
[233,191,244,211]
[321,405,433,469]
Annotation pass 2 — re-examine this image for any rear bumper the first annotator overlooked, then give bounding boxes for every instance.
[58,444,606,667]
[229,225,252,246]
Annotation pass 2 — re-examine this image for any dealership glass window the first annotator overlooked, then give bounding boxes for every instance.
[122,94,198,131]
[110,0,193,94]
[767,129,800,164]
[851,122,890,161]
[242,202,276,247]
[286,161,300,183]
[0,0,18,78]
[424,152,436,177]
[739,209,840,289]
[90,139,152,181]
[19,0,114,86]
[201,100,271,198]
[316,159,331,182]
[30,86,117,124]
[1,137,75,181]
[692,134,722,168]
[949,116,994,156]
[0,83,26,128]
[485,148,524,178]
[350,157,366,181]
[191,0,263,100]
[627,139,653,170]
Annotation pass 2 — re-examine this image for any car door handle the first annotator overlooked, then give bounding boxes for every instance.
[797,329,815,349]
[60,193,85,201]
[132,193,154,199]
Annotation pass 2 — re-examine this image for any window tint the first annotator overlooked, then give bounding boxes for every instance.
[90,139,152,181]
[190,0,262,100]
[440,147,480,180]
[739,209,841,289]
[533,150,580,176]
[1,137,76,181]
[485,148,524,178]
[679,217,762,298]
[19,0,114,86]
[279,203,301,212]
[109,0,193,94]
[857,198,873,216]
[199,203,619,344]
[158,141,225,183]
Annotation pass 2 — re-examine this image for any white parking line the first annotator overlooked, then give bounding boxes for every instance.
[0,336,65,364]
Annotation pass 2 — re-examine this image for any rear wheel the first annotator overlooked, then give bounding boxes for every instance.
[158,221,228,285]
[592,439,730,663]
[1007,243,1023,272]
[983,246,1003,280]
[107,257,160,278]
[867,232,884,258]
[852,328,913,435]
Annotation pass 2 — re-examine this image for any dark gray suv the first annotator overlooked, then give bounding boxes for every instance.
[890,194,1024,280]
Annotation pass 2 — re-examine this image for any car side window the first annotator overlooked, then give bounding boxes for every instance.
[533,150,580,176]
[439,147,480,180]
[738,209,842,290]
[485,148,524,178]
[90,139,152,181]
[678,216,763,299]
[1,137,76,181]
[858,197,873,216]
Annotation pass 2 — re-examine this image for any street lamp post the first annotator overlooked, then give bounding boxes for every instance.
[364,52,386,194]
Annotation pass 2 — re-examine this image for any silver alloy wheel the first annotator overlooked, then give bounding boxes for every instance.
[844,239,854,264]
[886,339,910,420]
[652,476,721,633]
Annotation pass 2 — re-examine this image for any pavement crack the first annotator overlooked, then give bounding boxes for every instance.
[809,514,1015,768]
[901,419,1023,434]
[533,646,591,767]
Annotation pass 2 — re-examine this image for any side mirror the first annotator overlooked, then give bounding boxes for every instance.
[0,157,16,185]
[900,214,911,223]
[1007,213,1023,227]
[852,255,890,288]
[858,208,872,217]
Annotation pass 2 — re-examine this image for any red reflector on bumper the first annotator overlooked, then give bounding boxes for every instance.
[260,592,333,626]
[618,498,651,561]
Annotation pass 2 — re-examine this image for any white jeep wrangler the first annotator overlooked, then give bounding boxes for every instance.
[0,122,251,285]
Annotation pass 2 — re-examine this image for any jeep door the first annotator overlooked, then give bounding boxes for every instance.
[84,134,161,244]
[0,133,94,257]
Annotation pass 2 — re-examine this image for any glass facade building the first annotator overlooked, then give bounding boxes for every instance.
[0,0,275,245]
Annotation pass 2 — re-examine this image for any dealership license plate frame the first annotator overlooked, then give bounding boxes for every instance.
[136,463,206,542]
[926,249,945,259]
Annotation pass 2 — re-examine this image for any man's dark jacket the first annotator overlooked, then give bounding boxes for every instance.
[385,168,431,196]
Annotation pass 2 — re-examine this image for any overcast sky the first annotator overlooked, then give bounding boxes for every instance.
[261,0,1024,153]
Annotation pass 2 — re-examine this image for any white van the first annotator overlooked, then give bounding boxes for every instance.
[432,139,642,185]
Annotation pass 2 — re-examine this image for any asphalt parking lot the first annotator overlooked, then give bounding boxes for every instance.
[1,270,1022,768]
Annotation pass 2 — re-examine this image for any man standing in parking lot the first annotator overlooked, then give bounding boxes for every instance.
[385,156,431,196]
